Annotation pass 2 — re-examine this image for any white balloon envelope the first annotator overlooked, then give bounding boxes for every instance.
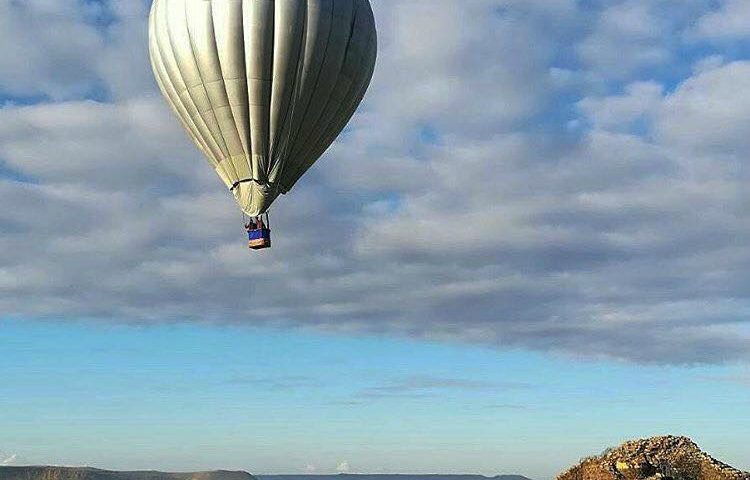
[149,0,377,216]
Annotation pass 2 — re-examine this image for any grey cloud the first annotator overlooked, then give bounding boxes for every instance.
[657,61,750,155]
[368,0,562,139]
[0,1,748,366]
[693,0,750,41]
[355,376,529,400]
[0,0,154,100]
[483,404,529,410]
[576,1,671,79]
[575,0,717,80]
[697,372,750,387]
[0,0,103,99]
[226,375,321,391]
[326,400,365,407]
[577,82,663,132]
[0,98,206,192]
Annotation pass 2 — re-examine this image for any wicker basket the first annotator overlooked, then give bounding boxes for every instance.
[248,228,272,250]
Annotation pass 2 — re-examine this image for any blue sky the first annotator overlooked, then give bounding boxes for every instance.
[2,318,748,478]
[1,0,750,477]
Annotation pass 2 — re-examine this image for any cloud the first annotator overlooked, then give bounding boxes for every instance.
[0,98,202,191]
[577,82,664,132]
[483,404,529,410]
[0,0,154,101]
[225,375,320,391]
[656,61,750,154]
[699,372,750,387]
[694,0,750,41]
[0,1,748,366]
[355,376,530,399]
[575,0,718,81]
[367,0,563,137]
[1,453,17,466]
[578,4,664,76]
[336,461,351,474]
[0,0,102,99]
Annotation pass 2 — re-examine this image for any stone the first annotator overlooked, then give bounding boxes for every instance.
[557,436,748,480]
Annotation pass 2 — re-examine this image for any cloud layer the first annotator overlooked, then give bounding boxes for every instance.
[0,0,748,365]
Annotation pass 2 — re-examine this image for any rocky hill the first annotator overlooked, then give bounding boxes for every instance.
[558,436,748,480]
[0,467,254,480]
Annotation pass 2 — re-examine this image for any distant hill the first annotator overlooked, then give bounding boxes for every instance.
[557,436,749,480]
[259,475,532,480]
[0,469,532,480]
[0,467,255,480]
[0,471,530,480]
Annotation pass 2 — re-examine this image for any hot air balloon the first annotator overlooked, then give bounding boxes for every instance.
[148,0,377,249]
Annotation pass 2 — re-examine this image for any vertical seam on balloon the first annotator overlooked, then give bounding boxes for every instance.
[232,0,254,181]
[262,0,275,178]
[303,31,375,178]
[206,0,244,187]
[153,0,217,163]
[243,0,273,184]
[280,0,336,188]
[162,0,227,165]
[157,0,226,167]
[281,0,355,185]
[286,0,358,164]
[285,0,341,162]
[306,0,361,141]
[290,3,376,190]
[301,3,365,160]
[230,0,254,213]
[178,0,237,167]
[282,0,361,186]
[303,3,375,166]
[210,0,250,177]
[263,0,286,175]
[151,30,213,164]
[149,1,211,162]
[269,0,309,182]
[184,0,238,183]
[288,41,374,189]
[264,0,278,176]
[241,0,257,183]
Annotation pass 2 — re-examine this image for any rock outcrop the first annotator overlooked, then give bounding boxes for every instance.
[558,436,748,480]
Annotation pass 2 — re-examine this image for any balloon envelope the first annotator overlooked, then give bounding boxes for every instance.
[149,0,377,215]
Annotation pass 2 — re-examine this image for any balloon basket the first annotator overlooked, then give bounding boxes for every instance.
[248,228,272,250]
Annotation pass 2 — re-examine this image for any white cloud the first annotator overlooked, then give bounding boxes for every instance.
[694,0,750,40]
[0,0,156,101]
[0,1,748,365]
[1,453,17,466]
[576,1,671,79]
[0,0,103,99]
[578,81,664,131]
[692,55,726,75]
[657,61,750,155]
[369,0,559,137]
[0,98,203,191]
[336,461,351,473]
